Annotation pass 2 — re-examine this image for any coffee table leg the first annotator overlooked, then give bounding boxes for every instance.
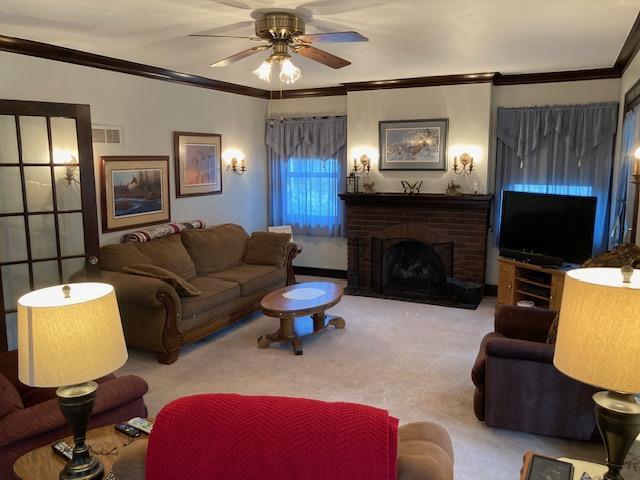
[312,312,326,332]
[328,316,346,329]
[258,315,304,355]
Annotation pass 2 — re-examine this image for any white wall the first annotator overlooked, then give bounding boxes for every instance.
[0,52,268,247]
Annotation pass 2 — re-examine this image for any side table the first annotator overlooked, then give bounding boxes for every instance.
[13,422,148,480]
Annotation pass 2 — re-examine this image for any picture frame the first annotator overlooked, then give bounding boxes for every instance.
[379,118,448,171]
[173,131,222,197]
[100,156,171,233]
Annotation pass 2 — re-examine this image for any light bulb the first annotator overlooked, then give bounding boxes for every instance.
[252,60,272,83]
[279,58,302,85]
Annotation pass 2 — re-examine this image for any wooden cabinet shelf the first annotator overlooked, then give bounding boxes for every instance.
[497,257,569,311]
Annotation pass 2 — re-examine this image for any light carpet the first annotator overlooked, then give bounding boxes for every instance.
[118,277,603,480]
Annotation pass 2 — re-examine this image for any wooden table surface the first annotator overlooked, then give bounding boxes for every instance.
[260,281,344,317]
[13,423,148,480]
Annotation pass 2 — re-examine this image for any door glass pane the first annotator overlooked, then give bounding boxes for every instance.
[19,116,50,164]
[0,217,27,263]
[24,166,53,211]
[29,214,57,260]
[59,212,85,257]
[0,115,19,164]
[51,117,78,164]
[2,263,30,310]
[54,166,82,210]
[0,167,24,213]
[33,260,60,289]
[62,257,85,282]
[5,313,17,350]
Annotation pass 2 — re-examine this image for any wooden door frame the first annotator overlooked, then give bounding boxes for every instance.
[0,99,99,351]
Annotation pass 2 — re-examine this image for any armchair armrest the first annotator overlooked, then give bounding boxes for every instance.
[494,305,557,342]
[485,336,555,363]
[0,375,148,448]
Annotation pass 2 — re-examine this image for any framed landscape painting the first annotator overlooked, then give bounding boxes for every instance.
[174,132,222,197]
[101,156,170,232]
[379,119,448,170]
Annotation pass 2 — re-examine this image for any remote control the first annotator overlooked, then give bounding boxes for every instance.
[114,423,141,438]
[127,417,153,434]
[51,441,73,461]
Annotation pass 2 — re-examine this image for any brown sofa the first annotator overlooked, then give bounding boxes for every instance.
[96,224,298,364]
[0,350,148,480]
[471,305,598,441]
[111,422,454,480]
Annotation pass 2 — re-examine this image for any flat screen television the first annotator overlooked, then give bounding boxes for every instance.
[499,191,597,265]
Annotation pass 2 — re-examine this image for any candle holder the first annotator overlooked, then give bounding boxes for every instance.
[351,154,371,176]
[453,153,474,175]
[230,157,246,175]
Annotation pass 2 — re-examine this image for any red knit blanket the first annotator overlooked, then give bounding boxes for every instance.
[146,394,398,480]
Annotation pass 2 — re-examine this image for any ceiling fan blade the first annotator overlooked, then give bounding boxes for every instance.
[189,34,262,41]
[294,45,351,69]
[297,31,368,43]
[210,45,271,67]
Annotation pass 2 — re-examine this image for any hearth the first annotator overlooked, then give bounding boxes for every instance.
[372,238,453,300]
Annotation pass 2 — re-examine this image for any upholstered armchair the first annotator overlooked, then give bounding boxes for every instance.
[0,350,148,479]
[471,305,598,441]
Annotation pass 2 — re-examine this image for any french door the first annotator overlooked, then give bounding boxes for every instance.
[0,100,100,351]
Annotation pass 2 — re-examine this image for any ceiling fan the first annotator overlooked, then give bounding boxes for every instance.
[189,11,368,84]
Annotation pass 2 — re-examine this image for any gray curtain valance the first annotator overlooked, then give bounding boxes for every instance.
[496,103,619,159]
[266,116,347,160]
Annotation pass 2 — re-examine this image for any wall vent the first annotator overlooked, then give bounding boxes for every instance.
[92,125,123,144]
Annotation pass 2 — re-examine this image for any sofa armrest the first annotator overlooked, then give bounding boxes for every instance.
[0,375,148,448]
[101,270,181,313]
[494,305,557,342]
[285,242,300,285]
[485,336,555,364]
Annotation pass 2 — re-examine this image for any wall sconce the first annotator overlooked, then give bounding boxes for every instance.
[453,153,474,175]
[351,154,371,176]
[223,149,246,176]
[56,151,80,186]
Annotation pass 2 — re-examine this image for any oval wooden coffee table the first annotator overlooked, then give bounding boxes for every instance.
[258,281,345,355]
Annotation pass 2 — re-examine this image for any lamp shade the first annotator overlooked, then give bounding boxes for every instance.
[17,282,127,388]
[553,268,640,393]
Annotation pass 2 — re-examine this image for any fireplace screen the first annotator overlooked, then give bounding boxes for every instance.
[371,238,453,300]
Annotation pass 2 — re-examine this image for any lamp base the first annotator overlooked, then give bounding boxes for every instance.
[594,391,640,480]
[57,381,104,480]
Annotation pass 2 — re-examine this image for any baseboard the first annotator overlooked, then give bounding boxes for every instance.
[293,266,348,279]
[484,284,498,297]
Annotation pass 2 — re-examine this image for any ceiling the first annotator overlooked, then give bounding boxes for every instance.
[1,0,639,90]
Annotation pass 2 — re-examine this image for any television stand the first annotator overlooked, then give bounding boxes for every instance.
[497,257,570,311]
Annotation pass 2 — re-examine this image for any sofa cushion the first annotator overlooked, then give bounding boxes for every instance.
[181,277,240,319]
[100,234,196,280]
[182,224,249,273]
[135,234,197,280]
[0,372,23,418]
[208,264,284,296]
[123,264,201,297]
[243,232,291,267]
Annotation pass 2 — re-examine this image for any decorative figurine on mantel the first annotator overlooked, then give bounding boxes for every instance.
[401,180,423,194]
[445,179,462,196]
[363,181,376,193]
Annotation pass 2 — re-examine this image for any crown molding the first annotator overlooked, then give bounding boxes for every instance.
[0,35,270,99]
[492,68,621,86]
[616,11,640,74]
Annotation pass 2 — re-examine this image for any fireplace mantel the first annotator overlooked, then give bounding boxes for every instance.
[339,192,493,209]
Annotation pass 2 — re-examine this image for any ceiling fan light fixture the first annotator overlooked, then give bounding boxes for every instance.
[279,58,302,85]
[252,59,273,82]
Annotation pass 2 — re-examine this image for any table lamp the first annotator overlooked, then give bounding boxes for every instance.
[17,283,128,480]
[554,267,640,480]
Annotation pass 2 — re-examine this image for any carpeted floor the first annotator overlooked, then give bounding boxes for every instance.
[118,276,603,480]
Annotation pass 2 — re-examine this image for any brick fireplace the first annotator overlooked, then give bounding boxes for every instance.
[339,193,493,303]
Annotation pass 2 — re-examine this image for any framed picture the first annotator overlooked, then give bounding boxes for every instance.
[101,156,170,233]
[379,118,448,170]
[173,132,222,197]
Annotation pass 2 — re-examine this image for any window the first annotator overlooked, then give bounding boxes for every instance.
[282,157,342,236]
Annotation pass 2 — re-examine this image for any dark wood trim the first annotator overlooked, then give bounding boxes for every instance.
[45,116,65,283]
[624,76,640,113]
[0,35,270,99]
[275,86,347,99]
[173,132,223,198]
[100,156,171,233]
[293,266,348,279]
[342,72,496,92]
[616,12,640,74]
[492,68,620,86]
